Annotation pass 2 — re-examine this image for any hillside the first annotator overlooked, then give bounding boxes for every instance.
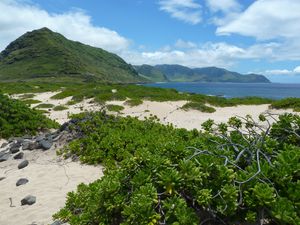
[0,28,145,83]
[135,64,270,83]
[134,64,169,82]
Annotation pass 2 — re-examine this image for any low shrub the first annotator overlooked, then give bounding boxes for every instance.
[125,99,143,107]
[53,105,68,111]
[54,112,300,225]
[21,99,41,105]
[181,102,216,113]
[106,104,124,112]
[0,93,58,138]
[34,103,54,108]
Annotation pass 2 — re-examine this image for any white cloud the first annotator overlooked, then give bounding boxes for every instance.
[294,66,300,73]
[122,42,245,68]
[205,0,241,13]
[0,0,130,52]
[175,39,197,49]
[265,66,300,76]
[158,0,202,24]
[216,0,300,40]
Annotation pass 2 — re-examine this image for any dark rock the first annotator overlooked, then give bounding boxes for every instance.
[36,135,45,142]
[11,141,21,149]
[22,135,32,140]
[0,177,5,181]
[22,141,31,150]
[28,142,40,150]
[1,142,8,148]
[16,138,24,144]
[0,153,9,162]
[14,152,24,160]
[51,221,63,225]
[59,122,68,131]
[18,160,29,169]
[40,140,53,150]
[16,178,29,186]
[21,195,36,205]
[10,147,20,154]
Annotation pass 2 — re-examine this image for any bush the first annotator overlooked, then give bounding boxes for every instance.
[35,103,54,108]
[0,93,58,138]
[271,98,300,111]
[21,99,41,105]
[106,104,124,112]
[54,112,300,225]
[53,105,68,111]
[181,102,216,113]
[124,99,143,107]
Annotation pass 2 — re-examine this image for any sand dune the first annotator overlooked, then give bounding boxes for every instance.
[15,92,297,129]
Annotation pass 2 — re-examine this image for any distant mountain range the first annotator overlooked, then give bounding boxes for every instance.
[0,28,145,83]
[134,64,270,83]
[0,28,270,84]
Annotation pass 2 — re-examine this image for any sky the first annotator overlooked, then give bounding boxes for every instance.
[1,0,300,83]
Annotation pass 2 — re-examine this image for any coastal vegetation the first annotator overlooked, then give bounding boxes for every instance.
[1,81,300,112]
[54,111,300,225]
[0,93,58,138]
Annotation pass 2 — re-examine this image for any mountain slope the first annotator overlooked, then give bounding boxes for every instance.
[154,65,270,83]
[134,64,169,82]
[0,28,145,83]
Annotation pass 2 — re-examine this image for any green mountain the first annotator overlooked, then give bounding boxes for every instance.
[134,64,169,82]
[135,64,270,83]
[0,28,145,83]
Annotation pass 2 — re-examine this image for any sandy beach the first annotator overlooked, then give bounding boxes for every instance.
[15,92,297,129]
[0,139,103,225]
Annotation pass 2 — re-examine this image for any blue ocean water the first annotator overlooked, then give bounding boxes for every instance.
[143,82,300,99]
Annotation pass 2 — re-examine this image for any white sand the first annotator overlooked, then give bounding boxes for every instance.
[0,148,103,225]
[14,92,298,129]
[14,92,103,124]
[107,100,296,130]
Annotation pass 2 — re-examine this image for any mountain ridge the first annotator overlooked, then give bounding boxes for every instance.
[134,64,270,83]
[0,27,145,83]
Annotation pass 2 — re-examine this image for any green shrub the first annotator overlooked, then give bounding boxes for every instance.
[271,98,300,111]
[21,99,41,105]
[19,93,35,99]
[54,112,300,225]
[34,103,54,108]
[106,104,124,112]
[0,93,58,138]
[125,99,143,107]
[181,102,216,113]
[53,105,68,111]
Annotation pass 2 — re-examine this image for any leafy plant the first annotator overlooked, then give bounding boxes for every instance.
[34,103,54,108]
[106,104,124,112]
[181,102,216,113]
[53,105,68,111]
[0,93,58,138]
[54,112,300,225]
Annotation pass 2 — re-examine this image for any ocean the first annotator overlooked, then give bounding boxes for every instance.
[143,82,300,99]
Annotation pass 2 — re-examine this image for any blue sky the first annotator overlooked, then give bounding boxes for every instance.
[1,0,300,83]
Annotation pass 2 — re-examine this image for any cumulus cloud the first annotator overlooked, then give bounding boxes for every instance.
[216,0,300,40]
[265,66,300,76]
[158,0,202,24]
[205,0,241,13]
[175,39,197,49]
[122,41,245,68]
[0,0,130,52]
